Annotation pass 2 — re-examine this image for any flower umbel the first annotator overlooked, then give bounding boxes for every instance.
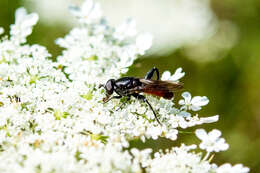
[0,0,249,172]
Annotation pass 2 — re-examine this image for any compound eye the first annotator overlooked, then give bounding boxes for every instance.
[105,79,114,95]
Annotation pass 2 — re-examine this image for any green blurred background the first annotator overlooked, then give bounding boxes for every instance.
[2,0,260,172]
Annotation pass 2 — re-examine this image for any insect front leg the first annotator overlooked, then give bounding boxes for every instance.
[132,93,161,125]
[145,67,159,80]
[103,95,122,103]
[116,96,131,111]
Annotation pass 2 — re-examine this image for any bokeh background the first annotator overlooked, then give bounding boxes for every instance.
[2,0,260,172]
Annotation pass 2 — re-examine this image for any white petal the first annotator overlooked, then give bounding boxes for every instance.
[25,13,39,26]
[161,71,171,80]
[195,129,207,140]
[220,141,229,151]
[200,115,219,123]
[69,0,102,21]
[191,96,209,106]
[181,91,191,102]
[199,143,207,150]
[178,111,191,118]
[171,67,185,81]
[175,67,182,74]
[233,164,250,172]
[81,0,94,15]
[190,105,201,111]
[178,99,185,105]
[218,163,232,170]
[209,129,221,140]
[15,7,27,23]
[130,148,139,156]
[178,117,188,128]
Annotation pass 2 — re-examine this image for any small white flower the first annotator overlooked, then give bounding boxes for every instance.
[195,129,229,152]
[216,163,250,173]
[131,148,152,168]
[146,126,162,140]
[165,129,178,140]
[10,7,39,44]
[161,67,185,81]
[115,18,137,40]
[69,0,102,24]
[179,91,209,111]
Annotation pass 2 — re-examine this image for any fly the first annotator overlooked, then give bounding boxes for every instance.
[99,67,183,125]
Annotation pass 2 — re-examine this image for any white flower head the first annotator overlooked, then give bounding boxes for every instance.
[0,1,249,172]
[161,67,185,82]
[195,129,229,152]
[179,91,209,111]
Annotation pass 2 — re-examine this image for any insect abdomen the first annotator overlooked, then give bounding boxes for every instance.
[144,91,173,99]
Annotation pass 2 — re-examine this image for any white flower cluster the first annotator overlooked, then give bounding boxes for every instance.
[0,0,249,172]
[56,0,152,84]
[147,145,249,173]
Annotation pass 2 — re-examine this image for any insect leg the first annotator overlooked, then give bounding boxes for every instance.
[116,96,131,111]
[132,93,161,125]
[145,67,159,80]
[103,95,122,103]
[98,84,104,88]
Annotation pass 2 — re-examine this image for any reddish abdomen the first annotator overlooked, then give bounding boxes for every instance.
[144,91,173,99]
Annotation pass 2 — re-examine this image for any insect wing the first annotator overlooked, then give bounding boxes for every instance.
[138,79,183,99]
[140,79,183,91]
